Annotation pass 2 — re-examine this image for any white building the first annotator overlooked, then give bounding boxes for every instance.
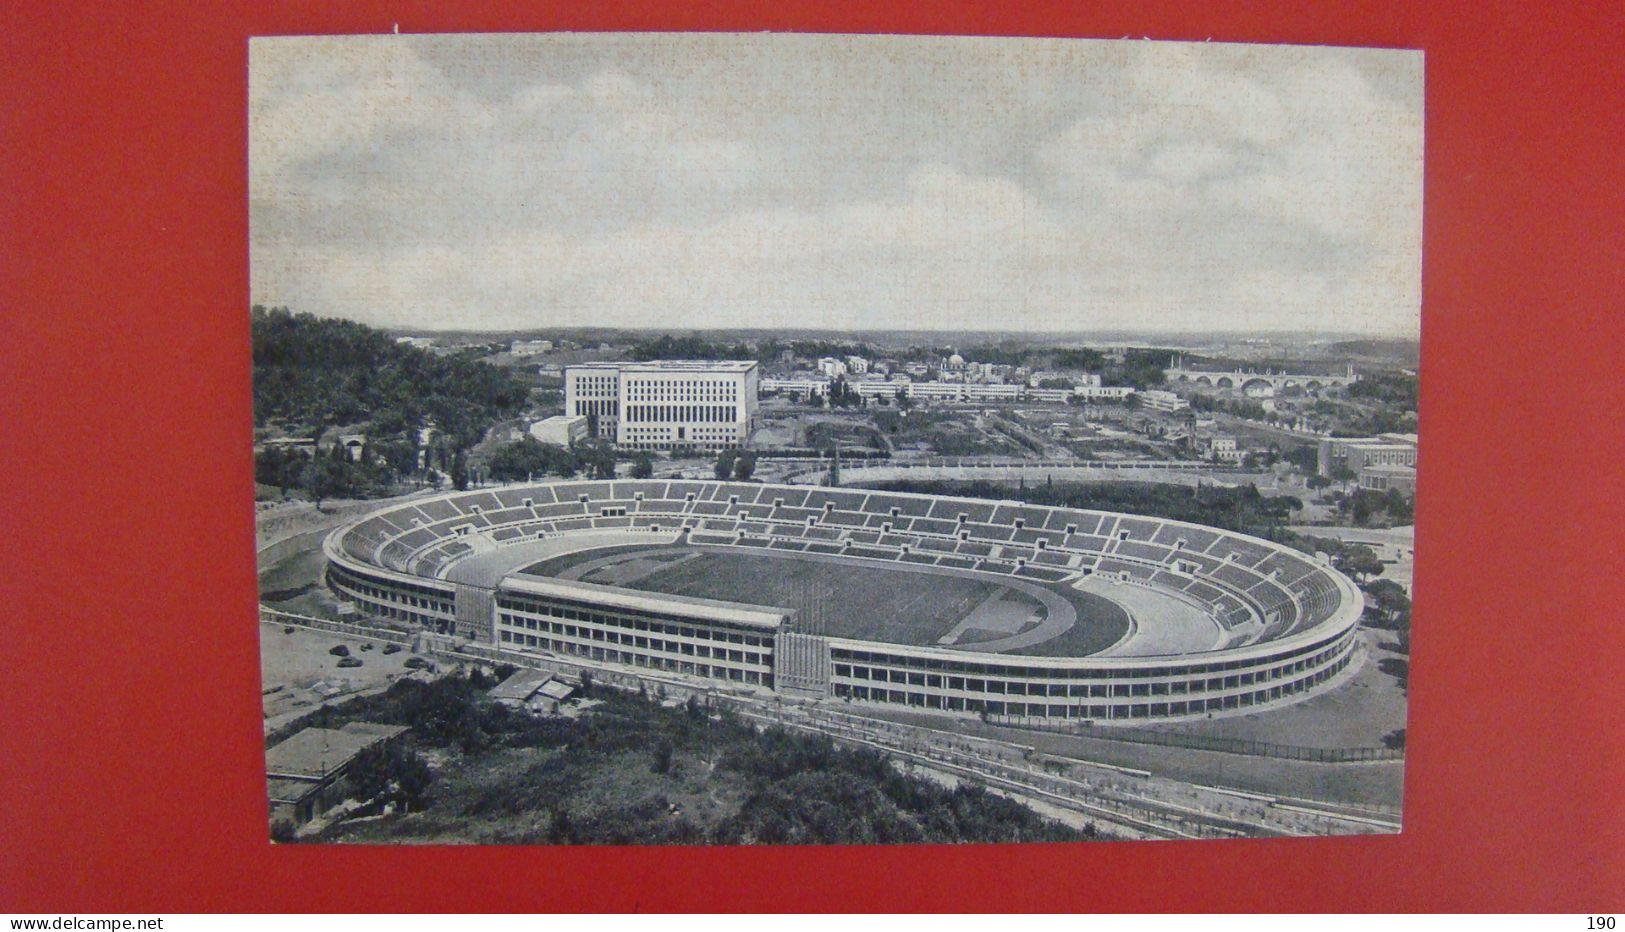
[1140,390,1190,412]
[1026,387,1075,403]
[1074,385,1135,401]
[565,360,759,452]
[529,414,588,448]
[511,339,553,356]
[394,336,435,349]
[760,376,831,399]
[900,381,1023,403]
[852,379,903,400]
[845,355,869,375]
[817,357,848,378]
[1200,434,1243,463]
[903,381,965,402]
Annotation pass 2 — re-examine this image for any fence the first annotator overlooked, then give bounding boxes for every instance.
[987,713,1403,762]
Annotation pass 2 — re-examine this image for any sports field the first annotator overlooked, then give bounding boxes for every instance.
[521,545,1130,656]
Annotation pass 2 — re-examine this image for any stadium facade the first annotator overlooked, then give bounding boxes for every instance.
[323,479,1364,723]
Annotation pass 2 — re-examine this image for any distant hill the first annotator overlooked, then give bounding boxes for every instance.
[1326,339,1421,367]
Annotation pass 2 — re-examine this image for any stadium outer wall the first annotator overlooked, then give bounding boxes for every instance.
[321,479,1365,724]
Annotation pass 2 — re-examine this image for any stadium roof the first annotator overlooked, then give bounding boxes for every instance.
[500,575,787,628]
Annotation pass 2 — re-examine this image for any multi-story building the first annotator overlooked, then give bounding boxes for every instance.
[1318,434,1418,478]
[845,356,869,375]
[1075,385,1134,401]
[1357,463,1417,496]
[760,376,831,399]
[1139,389,1190,412]
[1025,387,1075,403]
[565,360,759,452]
[817,357,847,378]
[900,382,1022,403]
[852,378,904,400]
[1200,434,1243,463]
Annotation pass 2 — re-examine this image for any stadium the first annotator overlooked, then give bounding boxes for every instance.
[324,479,1364,723]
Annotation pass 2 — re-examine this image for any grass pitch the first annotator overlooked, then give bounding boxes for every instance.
[524,546,1130,656]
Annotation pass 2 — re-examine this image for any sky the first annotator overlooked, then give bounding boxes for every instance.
[249,33,1422,336]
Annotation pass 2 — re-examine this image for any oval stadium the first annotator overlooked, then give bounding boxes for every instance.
[324,479,1364,723]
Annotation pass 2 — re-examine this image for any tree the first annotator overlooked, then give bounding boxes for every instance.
[733,450,757,481]
[1335,545,1384,583]
[487,437,576,481]
[826,446,841,486]
[1364,579,1412,628]
[450,450,470,491]
[349,741,434,813]
[651,739,675,775]
[301,451,354,510]
[631,452,655,479]
[715,449,738,480]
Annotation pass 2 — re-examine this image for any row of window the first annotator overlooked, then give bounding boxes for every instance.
[328,572,456,633]
[831,631,1351,681]
[831,638,1353,699]
[500,633,768,686]
[624,381,741,402]
[499,615,768,667]
[327,566,454,618]
[498,596,773,648]
[832,656,1346,719]
[573,399,620,417]
[623,404,740,424]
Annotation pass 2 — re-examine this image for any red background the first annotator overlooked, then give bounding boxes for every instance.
[2,0,1620,913]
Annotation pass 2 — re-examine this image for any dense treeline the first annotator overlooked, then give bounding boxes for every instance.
[486,437,617,482]
[252,306,529,445]
[1107,349,1174,389]
[1346,372,1420,409]
[710,727,1085,844]
[627,334,758,362]
[863,479,1301,537]
[291,669,1094,845]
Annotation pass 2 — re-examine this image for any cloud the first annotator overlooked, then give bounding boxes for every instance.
[250,34,1422,335]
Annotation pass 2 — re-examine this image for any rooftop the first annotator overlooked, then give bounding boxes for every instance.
[500,574,788,629]
[265,723,408,780]
[488,669,553,703]
[568,360,759,373]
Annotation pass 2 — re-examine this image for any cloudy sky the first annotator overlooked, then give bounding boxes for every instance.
[250,33,1421,335]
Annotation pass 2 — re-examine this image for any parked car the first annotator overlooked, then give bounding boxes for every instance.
[328,644,350,657]
[337,657,362,668]
[382,644,402,655]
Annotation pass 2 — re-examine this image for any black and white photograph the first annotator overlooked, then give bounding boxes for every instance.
[250,32,1422,845]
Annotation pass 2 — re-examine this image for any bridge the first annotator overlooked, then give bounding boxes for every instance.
[1166,354,1358,394]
